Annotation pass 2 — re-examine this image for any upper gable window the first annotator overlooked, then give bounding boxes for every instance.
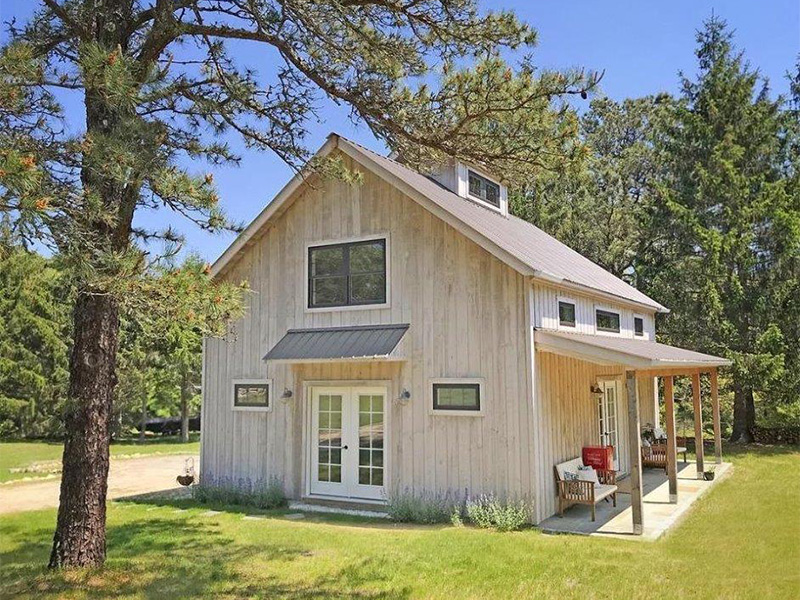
[596,308,621,334]
[559,300,576,328]
[308,239,386,309]
[467,170,501,208]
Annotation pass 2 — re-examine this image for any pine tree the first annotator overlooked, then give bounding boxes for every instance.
[0,1,599,568]
[653,17,800,443]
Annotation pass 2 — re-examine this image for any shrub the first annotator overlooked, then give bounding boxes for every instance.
[386,491,460,524]
[192,476,287,510]
[464,495,531,532]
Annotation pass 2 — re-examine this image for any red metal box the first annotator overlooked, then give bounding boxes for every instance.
[582,445,614,471]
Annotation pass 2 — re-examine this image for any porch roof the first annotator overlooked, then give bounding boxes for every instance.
[534,329,731,372]
[263,324,409,363]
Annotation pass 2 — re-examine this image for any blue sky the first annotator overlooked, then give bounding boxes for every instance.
[1,1,798,264]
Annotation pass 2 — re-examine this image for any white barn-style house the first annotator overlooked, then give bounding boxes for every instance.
[202,133,729,533]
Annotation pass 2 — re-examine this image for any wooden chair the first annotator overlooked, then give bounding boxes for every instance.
[642,443,688,472]
[554,458,618,522]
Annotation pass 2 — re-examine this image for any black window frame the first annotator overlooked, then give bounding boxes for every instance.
[595,308,621,333]
[634,316,644,337]
[467,170,501,208]
[558,300,576,327]
[432,383,481,412]
[308,238,387,309]
[233,383,270,409]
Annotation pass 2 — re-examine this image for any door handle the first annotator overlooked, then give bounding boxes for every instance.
[343,445,349,450]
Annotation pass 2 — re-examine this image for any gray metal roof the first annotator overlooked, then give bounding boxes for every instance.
[534,329,731,369]
[336,136,666,312]
[263,324,409,362]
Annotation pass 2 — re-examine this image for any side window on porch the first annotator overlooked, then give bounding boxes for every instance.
[558,300,576,327]
[595,308,621,333]
[634,316,645,337]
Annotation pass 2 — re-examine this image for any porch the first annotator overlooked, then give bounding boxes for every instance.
[534,329,732,536]
[540,460,733,540]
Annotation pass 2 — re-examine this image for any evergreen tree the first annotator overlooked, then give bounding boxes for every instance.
[0,1,597,568]
[511,95,674,284]
[0,234,69,437]
[653,17,800,443]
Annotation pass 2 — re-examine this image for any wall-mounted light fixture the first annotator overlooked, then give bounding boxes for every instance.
[590,383,604,399]
[280,388,293,403]
[395,388,411,406]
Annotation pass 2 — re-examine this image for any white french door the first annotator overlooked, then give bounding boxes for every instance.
[598,380,620,470]
[310,386,386,500]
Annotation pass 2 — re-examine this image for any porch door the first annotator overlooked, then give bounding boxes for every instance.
[310,386,386,500]
[598,380,620,470]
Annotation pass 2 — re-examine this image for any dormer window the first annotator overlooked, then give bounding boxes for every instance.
[467,170,501,208]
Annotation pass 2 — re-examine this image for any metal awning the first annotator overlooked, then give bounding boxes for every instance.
[263,324,409,363]
[534,329,731,372]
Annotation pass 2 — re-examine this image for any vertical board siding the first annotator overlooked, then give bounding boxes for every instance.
[203,154,535,504]
[533,281,656,339]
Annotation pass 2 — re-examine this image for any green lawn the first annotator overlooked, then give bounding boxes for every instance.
[0,445,798,599]
[0,436,200,483]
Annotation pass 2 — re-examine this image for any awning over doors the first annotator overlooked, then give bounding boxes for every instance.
[534,329,730,372]
[263,324,409,363]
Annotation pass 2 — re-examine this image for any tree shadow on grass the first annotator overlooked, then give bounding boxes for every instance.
[0,513,412,599]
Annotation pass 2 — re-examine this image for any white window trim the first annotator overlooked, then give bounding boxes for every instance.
[304,232,391,314]
[557,295,577,329]
[594,305,622,336]
[633,313,646,338]
[232,378,273,412]
[456,161,508,216]
[429,377,485,417]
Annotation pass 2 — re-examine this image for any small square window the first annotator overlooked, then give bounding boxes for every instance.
[634,316,644,337]
[232,380,272,411]
[596,309,621,334]
[467,170,501,208]
[431,379,484,415]
[559,301,576,327]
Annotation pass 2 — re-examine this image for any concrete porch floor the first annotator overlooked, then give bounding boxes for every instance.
[539,461,733,541]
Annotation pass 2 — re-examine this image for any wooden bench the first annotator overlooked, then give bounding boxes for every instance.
[554,458,617,521]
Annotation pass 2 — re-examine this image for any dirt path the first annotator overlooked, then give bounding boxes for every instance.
[0,454,198,514]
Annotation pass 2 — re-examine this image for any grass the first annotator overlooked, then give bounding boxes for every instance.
[0,445,798,599]
[0,435,200,483]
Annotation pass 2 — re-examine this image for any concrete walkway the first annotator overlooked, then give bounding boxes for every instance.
[0,454,198,515]
[539,461,733,541]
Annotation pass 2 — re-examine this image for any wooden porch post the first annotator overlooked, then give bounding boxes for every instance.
[626,370,644,535]
[692,372,705,479]
[711,368,722,464]
[664,375,678,503]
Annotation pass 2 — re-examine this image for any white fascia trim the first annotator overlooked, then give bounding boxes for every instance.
[210,136,339,279]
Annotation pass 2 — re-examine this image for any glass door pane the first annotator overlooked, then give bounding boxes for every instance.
[356,394,384,487]
[317,393,343,483]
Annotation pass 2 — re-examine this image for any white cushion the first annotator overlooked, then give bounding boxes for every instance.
[642,438,651,447]
[555,457,584,481]
[594,484,618,501]
[654,427,666,439]
[577,465,600,486]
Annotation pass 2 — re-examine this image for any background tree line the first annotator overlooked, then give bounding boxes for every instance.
[2,16,798,446]
[0,231,209,442]
[513,18,800,442]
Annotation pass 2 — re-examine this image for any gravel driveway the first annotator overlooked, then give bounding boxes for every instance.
[0,454,198,514]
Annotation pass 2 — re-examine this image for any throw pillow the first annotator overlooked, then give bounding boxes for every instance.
[577,465,600,486]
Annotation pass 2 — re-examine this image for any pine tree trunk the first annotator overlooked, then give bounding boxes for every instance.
[730,384,755,444]
[49,292,120,569]
[180,369,190,443]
